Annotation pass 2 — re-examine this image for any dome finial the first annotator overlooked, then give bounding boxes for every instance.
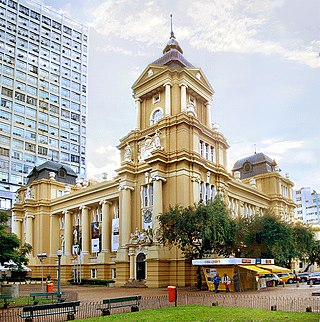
[163,14,183,54]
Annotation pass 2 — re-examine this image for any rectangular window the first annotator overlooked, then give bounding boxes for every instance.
[91,269,97,279]
[25,143,36,152]
[199,141,203,156]
[0,147,10,157]
[25,130,36,141]
[38,146,48,156]
[1,87,13,98]
[0,122,11,133]
[71,155,79,163]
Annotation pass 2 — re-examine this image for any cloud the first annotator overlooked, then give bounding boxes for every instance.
[89,0,320,68]
[261,139,304,156]
[87,144,120,180]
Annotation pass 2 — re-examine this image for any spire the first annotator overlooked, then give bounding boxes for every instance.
[170,14,174,38]
[163,14,183,54]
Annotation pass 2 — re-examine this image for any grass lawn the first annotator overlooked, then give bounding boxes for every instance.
[76,304,320,321]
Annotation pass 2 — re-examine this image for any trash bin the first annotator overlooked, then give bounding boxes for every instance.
[168,286,177,303]
[46,282,54,293]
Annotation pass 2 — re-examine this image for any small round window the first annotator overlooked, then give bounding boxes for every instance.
[150,109,163,125]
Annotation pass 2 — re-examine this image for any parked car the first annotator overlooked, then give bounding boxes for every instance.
[276,272,299,284]
[307,272,320,285]
[297,272,310,283]
[259,273,283,286]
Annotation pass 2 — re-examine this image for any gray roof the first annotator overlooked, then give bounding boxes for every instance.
[152,32,194,69]
[33,160,76,175]
[27,160,77,185]
[152,48,194,68]
[232,152,275,171]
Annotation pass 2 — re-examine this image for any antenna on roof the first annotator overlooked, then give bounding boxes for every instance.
[254,144,257,154]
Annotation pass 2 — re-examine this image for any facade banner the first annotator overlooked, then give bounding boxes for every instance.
[72,225,81,254]
[91,238,100,253]
[111,218,119,252]
[91,221,101,253]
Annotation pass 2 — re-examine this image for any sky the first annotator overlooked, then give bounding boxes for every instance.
[40,0,320,191]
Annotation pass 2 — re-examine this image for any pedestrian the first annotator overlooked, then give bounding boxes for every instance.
[233,272,241,292]
[222,273,231,292]
[213,273,221,293]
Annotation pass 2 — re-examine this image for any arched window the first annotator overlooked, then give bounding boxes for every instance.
[150,108,163,125]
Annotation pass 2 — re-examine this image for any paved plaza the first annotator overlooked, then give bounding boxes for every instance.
[18,282,320,303]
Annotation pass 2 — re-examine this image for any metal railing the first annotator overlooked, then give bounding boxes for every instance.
[1,293,319,321]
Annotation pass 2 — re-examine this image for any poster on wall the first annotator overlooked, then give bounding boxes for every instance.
[91,222,101,253]
[205,268,217,281]
[111,218,119,252]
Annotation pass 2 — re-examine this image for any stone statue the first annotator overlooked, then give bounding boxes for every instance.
[154,129,161,148]
[124,143,132,162]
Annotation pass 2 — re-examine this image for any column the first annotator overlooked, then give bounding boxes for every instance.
[152,175,166,241]
[179,83,187,112]
[163,82,172,116]
[25,214,34,246]
[80,206,90,254]
[119,183,134,247]
[63,210,72,256]
[49,214,60,256]
[205,102,212,128]
[13,218,22,240]
[99,200,112,253]
[135,98,141,130]
[192,176,201,204]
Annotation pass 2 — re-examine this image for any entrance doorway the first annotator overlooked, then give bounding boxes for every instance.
[136,253,146,280]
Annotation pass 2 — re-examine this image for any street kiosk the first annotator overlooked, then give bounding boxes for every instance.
[192,258,282,292]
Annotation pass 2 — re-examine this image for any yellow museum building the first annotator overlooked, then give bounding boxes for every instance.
[11,31,295,288]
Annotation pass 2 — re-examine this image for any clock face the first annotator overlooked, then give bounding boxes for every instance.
[144,209,152,223]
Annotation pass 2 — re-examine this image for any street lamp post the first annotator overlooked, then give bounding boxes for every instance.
[57,249,62,302]
[37,253,47,292]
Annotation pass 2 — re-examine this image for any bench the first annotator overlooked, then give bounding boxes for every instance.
[0,294,13,308]
[18,301,80,321]
[98,296,141,316]
[29,292,65,305]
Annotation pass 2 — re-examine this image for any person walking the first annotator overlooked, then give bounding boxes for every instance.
[213,273,221,293]
[233,273,241,292]
[222,273,231,292]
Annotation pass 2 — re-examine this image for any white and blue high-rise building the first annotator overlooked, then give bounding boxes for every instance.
[0,0,88,212]
[293,187,320,224]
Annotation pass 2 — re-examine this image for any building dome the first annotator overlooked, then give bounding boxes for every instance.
[27,160,77,185]
[232,152,277,180]
[163,31,183,54]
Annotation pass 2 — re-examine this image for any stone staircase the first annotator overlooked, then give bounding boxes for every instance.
[123,279,147,288]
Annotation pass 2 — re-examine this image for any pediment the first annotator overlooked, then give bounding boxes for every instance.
[132,65,168,90]
[185,68,213,93]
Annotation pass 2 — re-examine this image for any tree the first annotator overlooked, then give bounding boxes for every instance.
[306,240,320,271]
[158,196,235,288]
[0,211,32,270]
[242,210,316,268]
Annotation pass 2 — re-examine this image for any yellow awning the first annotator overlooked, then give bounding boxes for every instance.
[238,265,270,274]
[257,264,290,273]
